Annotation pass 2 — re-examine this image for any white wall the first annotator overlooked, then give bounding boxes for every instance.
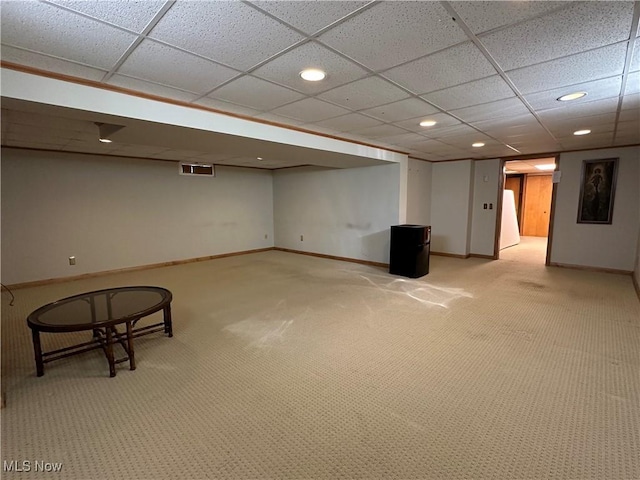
[470,159,501,257]
[273,163,400,263]
[1,148,274,284]
[551,146,640,271]
[406,158,432,226]
[430,160,474,256]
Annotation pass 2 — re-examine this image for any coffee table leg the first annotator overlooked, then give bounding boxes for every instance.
[164,304,173,337]
[105,327,116,378]
[126,321,136,371]
[31,329,44,377]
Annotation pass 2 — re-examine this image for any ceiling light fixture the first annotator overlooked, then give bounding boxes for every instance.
[419,120,437,127]
[558,91,587,102]
[535,164,556,171]
[472,142,485,147]
[257,157,263,161]
[573,129,591,136]
[300,69,326,81]
[95,122,124,143]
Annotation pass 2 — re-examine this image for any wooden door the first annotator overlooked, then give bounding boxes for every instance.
[522,174,553,237]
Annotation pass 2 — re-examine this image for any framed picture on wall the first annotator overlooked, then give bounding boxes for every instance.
[577,158,618,224]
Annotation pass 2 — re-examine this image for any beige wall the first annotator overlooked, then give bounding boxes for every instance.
[430,160,474,255]
[1,148,274,285]
[550,146,640,272]
[273,163,401,263]
[406,158,432,226]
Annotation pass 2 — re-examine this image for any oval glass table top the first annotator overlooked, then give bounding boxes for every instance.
[27,286,172,332]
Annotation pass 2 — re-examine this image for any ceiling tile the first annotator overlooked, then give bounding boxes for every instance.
[472,113,540,130]
[208,76,305,111]
[622,93,639,111]
[631,38,640,71]
[394,113,461,133]
[318,1,467,71]
[422,75,515,110]
[537,97,620,121]
[249,1,369,35]
[615,119,640,135]
[317,77,409,110]
[481,2,634,71]
[251,41,368,94]
[47,0,166,33]
[409,138,467,154]
[558,131,614,149]
[524,76,622,111]
[360,98,439,123]
[252,112,304,126]
[349,124,408,139]
[546,114,617,137]
[450,97,530,123]
[107,74,200,102]
[383,42,496,95]
[0,45,106,81]
[449,1,570,35]
[147,1,304,70]
[270,98,351,123]
[1,1,138,70]
[118,40,240,94]
[618,108,639,123]
[192,98,262,118]
[507,43,627,94]
[625,71,640,94]
[484,124,553,142]
[313,113,383,132]
[424,124,480,140]
[375,132,430,147]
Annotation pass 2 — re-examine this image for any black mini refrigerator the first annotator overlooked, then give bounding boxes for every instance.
[389,224,431,278]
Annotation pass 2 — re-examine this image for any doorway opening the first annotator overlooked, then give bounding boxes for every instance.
[497,157,557,264]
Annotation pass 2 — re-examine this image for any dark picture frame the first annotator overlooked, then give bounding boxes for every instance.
[577,158,618,224]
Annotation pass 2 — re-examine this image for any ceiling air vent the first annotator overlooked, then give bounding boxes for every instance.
[179,162,215,177]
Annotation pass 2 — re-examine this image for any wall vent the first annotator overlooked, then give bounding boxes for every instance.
[179,162,215,177]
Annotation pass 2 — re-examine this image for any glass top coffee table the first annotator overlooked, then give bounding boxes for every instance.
[27,286,173,377]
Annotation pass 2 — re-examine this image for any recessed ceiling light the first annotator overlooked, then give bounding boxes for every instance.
[419,120,437,127]
[98,138,112,143]
[558,91,587,102]
[300,69,326,81]
[257,157,263,161]
[573,129,591,136]
[472,142,485,147]
[535,164,556,171]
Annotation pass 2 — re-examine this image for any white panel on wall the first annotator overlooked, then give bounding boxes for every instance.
[470,159,501,256]
[550,146,640,271]
[1,149,274,284]
[430,160,474,255]
[406,158,432,226]
[273,163,401,263]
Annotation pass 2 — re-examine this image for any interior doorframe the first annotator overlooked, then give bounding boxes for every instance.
[493,154,561,265]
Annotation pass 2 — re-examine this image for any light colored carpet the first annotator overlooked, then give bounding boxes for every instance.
[499,236,548,265]
[2,250,639,479]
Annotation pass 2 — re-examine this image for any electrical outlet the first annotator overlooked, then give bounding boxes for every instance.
[69,256,76,265]
[489,203,493,210]
[483,203,488,209]
[300,235,304,241]
[264,234,268,239]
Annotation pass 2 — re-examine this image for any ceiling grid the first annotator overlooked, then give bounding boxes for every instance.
[0,0,637,169]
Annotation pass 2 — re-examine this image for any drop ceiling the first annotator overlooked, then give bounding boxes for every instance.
[1,0,639,169]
